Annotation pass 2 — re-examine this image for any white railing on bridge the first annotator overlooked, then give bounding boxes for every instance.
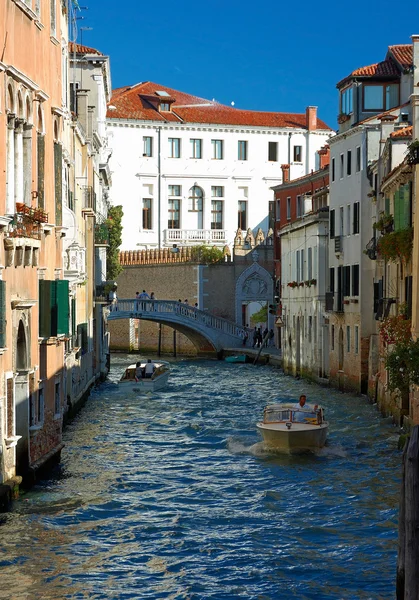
[164,229,227,245]
[109,299,247,340]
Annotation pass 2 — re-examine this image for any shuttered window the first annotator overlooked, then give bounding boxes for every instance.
[39,280,70,338]
[77,323,88,354]
[37,134,45,209]
[394,184,412,231]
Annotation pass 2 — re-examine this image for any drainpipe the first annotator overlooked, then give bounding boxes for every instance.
[157,126,161,249]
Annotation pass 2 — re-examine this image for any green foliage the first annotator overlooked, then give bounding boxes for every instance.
[190,245,224,264]
[106,205,124,280]
[377,228,413,263]
[251,304,267,326]
[385,339,419,396]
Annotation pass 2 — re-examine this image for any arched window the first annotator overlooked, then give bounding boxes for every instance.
[188,186,203,229]
[16,321,28,371]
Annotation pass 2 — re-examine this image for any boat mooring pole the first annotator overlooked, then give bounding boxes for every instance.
[158,324,162,356]
[173,330,177,358]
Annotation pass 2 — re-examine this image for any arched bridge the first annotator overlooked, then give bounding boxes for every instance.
[106,299,248,355]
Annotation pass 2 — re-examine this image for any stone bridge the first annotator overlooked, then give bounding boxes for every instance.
[106,299,248,355]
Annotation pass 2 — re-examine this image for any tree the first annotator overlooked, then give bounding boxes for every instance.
[106,205,124,280]
[190,245,224,264]
[250,304,267,326]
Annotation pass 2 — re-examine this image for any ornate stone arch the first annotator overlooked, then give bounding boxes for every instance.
[235,258,274,325]
[7,79,16,113]
[37,104,44,134]
[24,93,32,125]
[16,315,30,371]
[17,89,24,119]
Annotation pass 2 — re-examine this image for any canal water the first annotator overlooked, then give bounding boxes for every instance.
[0,355,400,599]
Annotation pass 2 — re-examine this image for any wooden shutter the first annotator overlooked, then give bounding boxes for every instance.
[37,134,45,209]
[39,280,52,338]
[394,188,401,231]
[55,280,70,336]
[6,377,14,437]
[54,142,63,226]
[0,280,6,348]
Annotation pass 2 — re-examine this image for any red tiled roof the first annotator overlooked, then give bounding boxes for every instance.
[68,42,103,56]
[390,125,413,138]
[388,45,413,69]
[106,81,331,130]
[337,59,400,88]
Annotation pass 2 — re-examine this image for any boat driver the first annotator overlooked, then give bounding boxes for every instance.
[293,394,310,422]
[144,359,156,378]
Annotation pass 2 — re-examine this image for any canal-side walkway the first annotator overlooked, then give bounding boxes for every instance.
[222,346,282,367]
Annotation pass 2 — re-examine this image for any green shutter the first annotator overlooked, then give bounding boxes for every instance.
[0,281,6,348]
[71,298,76,337]
[55,280,70,336]
[403,183,411,229]
[394,188,401,231]
[39,280,52,338]
[385,197,390,215]
[54,142,63,226]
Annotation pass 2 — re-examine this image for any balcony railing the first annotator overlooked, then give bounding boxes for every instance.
[15,203,48,223]
[164,229,227,245]
[95,223,109,245]
[334,236,342,253]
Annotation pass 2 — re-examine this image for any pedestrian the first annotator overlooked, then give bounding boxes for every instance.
[108,287,117,311]
[139,290,150,299]
[184,299,189,305]
[150,292,156,299]
[268,328,275,347]
[263,327,269,346]
[194,302,198,309]
[242,330,249,347]
[252,327,258,348]
[256,327,263,348]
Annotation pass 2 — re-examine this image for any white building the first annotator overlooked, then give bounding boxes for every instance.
[106,82,331,251]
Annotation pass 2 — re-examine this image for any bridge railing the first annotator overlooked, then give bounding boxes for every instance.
[110,299,246,339]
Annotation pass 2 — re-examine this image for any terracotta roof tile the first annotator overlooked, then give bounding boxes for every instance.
[390,125,413,138]
[68,41,103,56]
[388,44,413,69]
[106,81,331,130]
[337,59,400,88]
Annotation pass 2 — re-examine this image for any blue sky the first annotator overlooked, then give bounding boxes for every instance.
[72,0,418,130]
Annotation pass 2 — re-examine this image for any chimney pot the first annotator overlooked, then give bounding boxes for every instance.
[306,106,317,131]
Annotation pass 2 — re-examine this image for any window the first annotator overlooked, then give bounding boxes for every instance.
[308,316,312,343]
[39,280,70,337]
[353,202,360,234]
[276,199,281,221]
[300,249,305,282]
[394,183,412,230]
[297,195,303,218]
[142,198,152,229]
[238,140,248,160]
[54,381,60,415]
[50,0,56,36]
[286,197,291,220]
[332,157,335,182]
[189,186,203,212]
[168,138,180,158]
[340,206,344,236]
[352,264,359,296]
[356,146,361,172]
[238,201,247,230]
[168,184,181,196]
[363,83,399,111]
[143,136,153,157]
[344,265,351,297]
[346,326,351,353]
[296,250,300,282]
[329,267,335,293]
[354,326,359,354]
[347,150,352,176]
[308,247,313,280]
[190,138,202,159]
[347,205,351,235]
[35,0,41,16]
[268,142,278,162]
[168,199,180,229]
[341,86,353,114]
[211,190,223,230]
[160,102,170,112]
[293,145,302,162]
[212,139,223,159]
[340,154,344,179]
[330,209,335,238]
[38,386,44,423]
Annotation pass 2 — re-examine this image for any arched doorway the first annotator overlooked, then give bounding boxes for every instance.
[235,260,274,329]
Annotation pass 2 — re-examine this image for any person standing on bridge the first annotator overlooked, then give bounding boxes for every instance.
[139,290,150,310]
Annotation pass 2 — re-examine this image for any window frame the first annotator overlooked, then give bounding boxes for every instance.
[362,82,399,112]
[190,138,202,159]
[293,145,302,163]
[211,139,224,160]
[238,140,248,161]
[168,137,181,158]
[238,200,247,230]
[268,141,278,162]
[143,136,153,157]
[353,202,360,234]
[286,197,291,221]
[142,198,152,230]
[347,149,352,176]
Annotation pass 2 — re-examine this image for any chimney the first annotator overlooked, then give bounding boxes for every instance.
[378,113,397,144]
[306,106,317,131]
[281,164,290,183]
[318,145,330,169]
[76,89,88,134]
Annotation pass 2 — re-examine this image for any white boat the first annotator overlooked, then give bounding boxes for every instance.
[118,360,170,392]
[256,402,328,453]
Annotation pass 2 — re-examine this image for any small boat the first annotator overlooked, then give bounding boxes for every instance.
[118,360,170,392]
[225,354,248,363]
[256,403,328,453]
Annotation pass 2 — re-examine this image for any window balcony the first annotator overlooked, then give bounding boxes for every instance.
[95,223,109,245]
[8,203,49,240]
[164,229,227,245]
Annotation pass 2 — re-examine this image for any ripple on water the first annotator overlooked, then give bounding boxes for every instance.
[1,355,400,600]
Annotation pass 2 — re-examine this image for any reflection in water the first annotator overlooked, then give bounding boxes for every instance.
[0,355,400,599]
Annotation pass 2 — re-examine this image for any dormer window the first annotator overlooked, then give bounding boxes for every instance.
[340,86,353,115]
[160,102,170,112]
[363,83,399,111]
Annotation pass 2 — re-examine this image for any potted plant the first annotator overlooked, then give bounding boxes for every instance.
[287,281,298,288]
[373,212,394,234]
[377,228,413,263]
[406,139,419,165]
[337,113,351,125]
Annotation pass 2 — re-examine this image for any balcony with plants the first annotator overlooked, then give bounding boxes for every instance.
[406,139,419,165]
[94,222,109,246]
[377,227,413,264]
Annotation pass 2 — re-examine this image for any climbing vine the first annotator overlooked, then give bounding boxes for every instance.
[106,205,124,280]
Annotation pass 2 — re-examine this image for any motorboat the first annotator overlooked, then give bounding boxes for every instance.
[118,360,170,392]
[256,403,328,453]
